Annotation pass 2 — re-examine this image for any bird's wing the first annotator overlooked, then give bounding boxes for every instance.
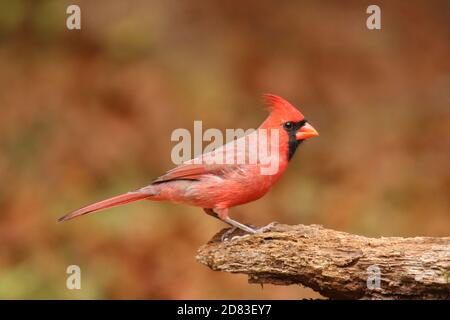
[151,163,232,184]
[151,132,257,184]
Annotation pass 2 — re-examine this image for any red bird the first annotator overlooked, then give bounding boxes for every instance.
[59,94,319,234]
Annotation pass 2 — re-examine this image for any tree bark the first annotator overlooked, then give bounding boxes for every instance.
[196,223,450,299]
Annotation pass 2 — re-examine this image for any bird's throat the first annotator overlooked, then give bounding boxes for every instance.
[288,135,302,161]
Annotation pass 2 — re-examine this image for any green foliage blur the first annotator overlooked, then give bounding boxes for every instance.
[0,0,448,299]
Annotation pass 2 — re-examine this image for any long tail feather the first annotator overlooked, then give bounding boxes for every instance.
[58,192,151,222]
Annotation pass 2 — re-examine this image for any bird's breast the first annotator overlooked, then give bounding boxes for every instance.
[190,164,286,208]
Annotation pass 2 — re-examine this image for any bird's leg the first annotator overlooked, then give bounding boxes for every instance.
[205,208,257,233]
[204,208,257,241]
[203,208,220,219]
[203,208,277,235]
[204,208,237,240]
[222,217,257,234]
[253,222,279,233]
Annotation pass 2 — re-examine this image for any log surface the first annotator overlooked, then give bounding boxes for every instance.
[196,223,450,299]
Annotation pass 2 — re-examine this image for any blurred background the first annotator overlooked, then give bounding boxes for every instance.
[0,0,448,299]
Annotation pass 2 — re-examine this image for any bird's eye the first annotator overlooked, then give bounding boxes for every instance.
[283,122,294,130]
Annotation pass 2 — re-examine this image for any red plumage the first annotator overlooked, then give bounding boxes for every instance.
[59,94,318,233]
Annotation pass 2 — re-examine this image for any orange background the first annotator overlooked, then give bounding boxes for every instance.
[0,0,448,299]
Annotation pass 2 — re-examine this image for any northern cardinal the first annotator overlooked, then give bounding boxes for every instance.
[59,94,318,234]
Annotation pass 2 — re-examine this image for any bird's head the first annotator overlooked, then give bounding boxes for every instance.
[261,94,319,160]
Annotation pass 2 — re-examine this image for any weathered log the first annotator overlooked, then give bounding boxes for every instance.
[196,223,450,299]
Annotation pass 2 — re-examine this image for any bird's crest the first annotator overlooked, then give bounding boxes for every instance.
[263,94,304,122]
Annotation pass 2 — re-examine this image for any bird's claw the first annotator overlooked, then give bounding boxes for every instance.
[254,221,279,233]
[220,227,239,242]
[220,222,279,242]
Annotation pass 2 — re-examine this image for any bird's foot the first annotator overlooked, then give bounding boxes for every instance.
[253,221,279,233]
[220,222,279,242]
[220,227,239,242]
[220,226,256,242]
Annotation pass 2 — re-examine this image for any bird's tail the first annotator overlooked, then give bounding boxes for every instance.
[58,191,152,222]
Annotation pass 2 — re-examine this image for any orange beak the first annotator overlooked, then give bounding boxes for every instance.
[296,122,319,140]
